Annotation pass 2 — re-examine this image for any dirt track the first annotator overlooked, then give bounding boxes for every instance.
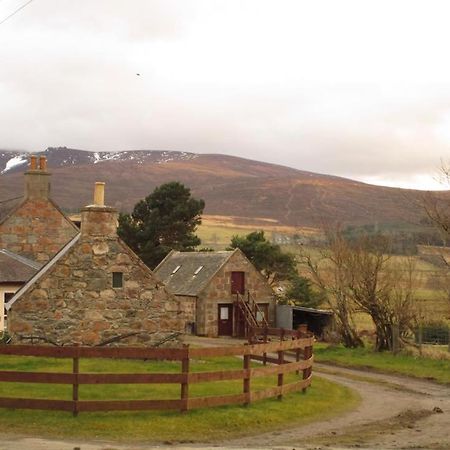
[228,363,450,449]
[0,341,449,450]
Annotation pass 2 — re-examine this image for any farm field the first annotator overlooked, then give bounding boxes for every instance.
[197,214,319,248]
[0,354,358,442]
[197,215,449,326]
[285,244,450,327]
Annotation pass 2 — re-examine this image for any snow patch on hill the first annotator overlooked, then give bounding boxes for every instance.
[0,155,27,174]
[0,148,199,173]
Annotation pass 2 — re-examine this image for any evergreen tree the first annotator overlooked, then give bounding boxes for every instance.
[118,182,205,269]
[283,274,324,308]
[228,231,296,285]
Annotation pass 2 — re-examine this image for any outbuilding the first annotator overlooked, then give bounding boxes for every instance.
[154,249,276,337]
[276,304,334,338]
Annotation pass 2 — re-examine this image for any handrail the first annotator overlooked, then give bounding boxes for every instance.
[247,291,269,328]
[235,293,258,328]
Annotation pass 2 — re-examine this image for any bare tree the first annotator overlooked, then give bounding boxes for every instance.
[300,231,419,351]
[422,160,450,316]
[343,236,418,350]
[299,232,363,348]
[422,161,450,245]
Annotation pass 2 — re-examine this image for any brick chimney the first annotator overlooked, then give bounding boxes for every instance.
[24,155,51,199]
[80,182,118,238]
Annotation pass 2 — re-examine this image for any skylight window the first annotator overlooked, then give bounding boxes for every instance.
[194,266,204,275]
[172,265,181,274]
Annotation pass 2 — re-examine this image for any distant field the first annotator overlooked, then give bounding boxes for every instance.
[197,216,449,326]
[290,246,450,328]
[197,214,320,248]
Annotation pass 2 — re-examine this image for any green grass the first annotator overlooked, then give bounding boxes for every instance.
[314,343,450,385]
[0,355,359,442]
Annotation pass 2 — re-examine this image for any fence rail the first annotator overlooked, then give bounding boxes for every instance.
[0,328,314,415]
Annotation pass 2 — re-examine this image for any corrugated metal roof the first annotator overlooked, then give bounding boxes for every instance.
[154,250,235,296]
[0,249,41,283]
[291,305,334,315]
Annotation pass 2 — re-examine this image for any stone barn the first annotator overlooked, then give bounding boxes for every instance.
[154,249,276,337]
[6,183,188,346]
[0,155,79,263]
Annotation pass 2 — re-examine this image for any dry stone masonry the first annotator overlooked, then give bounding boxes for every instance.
[7,183,188,346]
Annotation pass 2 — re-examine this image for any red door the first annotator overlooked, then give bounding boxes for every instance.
[218,304,233,336]
[231,271,245,294]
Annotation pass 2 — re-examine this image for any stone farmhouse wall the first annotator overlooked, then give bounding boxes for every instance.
[0,198,78,263]
[196,251,275,336]
[8,235,188,347]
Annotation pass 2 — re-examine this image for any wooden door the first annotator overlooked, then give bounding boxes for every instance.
[218,304,233,336]
[231,271,245,294]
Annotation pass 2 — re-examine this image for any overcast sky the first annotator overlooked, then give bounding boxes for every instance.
[1,0,449,190]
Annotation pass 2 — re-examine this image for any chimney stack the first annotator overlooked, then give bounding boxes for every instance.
[81,182,118,238]
[39,156,47,171]
[24,155,51,199]
[93,182,105,206]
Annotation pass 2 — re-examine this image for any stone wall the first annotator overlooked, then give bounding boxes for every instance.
[8,233,188,346]
[173,295,196,334]
[0,198,78,263]
[197,250,275,336]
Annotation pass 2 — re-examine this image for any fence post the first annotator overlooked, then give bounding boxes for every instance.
[301,328,311,394]
[391,324,400,355]
[72,344,80,417]
[248,326,254,344]
[277,328,285,400]
[243,343,251,406]
[418,323,423,356]
[263,326,268,366]
[180,344,190,413]
[295,325,304,375]
[448,327,450,353]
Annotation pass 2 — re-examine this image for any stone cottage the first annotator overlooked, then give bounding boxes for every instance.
[6,183,188,346]
[0,155,79,263]
[154,249,276,337]
[0,249,41,331]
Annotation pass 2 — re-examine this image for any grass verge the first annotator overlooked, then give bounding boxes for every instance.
[0,355,359,442]
[314,344,450,385]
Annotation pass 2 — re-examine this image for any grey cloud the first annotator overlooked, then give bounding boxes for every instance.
[0,1,449,189]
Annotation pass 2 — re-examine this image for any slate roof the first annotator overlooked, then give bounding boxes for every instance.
[154,250,236,296]
[6,234,80,310]
[0,249,42,283]
[0,196,23,224]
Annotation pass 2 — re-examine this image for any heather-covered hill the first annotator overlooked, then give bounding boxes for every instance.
[0,147,444,229]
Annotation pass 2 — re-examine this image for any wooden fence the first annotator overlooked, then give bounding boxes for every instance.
[0,329,314,415]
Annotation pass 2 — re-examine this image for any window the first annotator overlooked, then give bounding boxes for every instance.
[171,265,181,274]
[194,265,203,275]
[112,272,123,288]
[220,306,229,320]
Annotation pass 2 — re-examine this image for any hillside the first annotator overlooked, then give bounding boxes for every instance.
[0,147,443,229]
